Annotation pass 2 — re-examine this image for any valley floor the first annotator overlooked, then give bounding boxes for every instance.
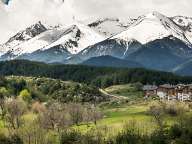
[76,84,191,137]
[0,79,192,143]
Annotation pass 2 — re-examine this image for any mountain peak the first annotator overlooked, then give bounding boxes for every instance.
[143,11,167,21]
[6,21,47,44]
[41,22,105,54]
[147,11,164,17]
[32,21,46,29]
[112,11,191,45]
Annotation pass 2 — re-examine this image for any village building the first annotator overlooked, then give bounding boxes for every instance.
[176,84,192,101]
[157,84,177,101]
[142,85,158,98]
[143,84,192,101]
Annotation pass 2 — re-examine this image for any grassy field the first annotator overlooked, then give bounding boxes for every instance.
[104,84,144,101]
[76,100,181,139]
[102,84,150,131]
[76,84,182,136]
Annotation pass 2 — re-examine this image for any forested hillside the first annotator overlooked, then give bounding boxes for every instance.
[0,60,192,88]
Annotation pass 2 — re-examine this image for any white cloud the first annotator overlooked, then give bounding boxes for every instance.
[70,0,191,18]
[8,0,74,27]
[0,0,76,43]
[0,0,192,43]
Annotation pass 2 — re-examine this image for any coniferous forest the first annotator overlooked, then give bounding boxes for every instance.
[0,60,192,88]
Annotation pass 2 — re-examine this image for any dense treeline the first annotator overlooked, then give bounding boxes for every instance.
[1,60,192,87]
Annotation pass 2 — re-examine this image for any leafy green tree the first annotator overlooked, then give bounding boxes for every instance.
[19,89,32,103]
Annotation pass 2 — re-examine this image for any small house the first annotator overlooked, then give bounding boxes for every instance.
[176,84,191,101]
[143,85,158,98]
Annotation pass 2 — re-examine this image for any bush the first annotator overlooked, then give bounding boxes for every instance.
[60,130,82,144]
[169,124,182,139]
[150,130,168,144]
[60,128,106,144]
[0,134,23,144]
[168,115,192,144]
[31,101,46,114]
[147,102,164,116]
[19,89,32,103]
[164,102,189,116]
[9,135,23,144]
[113,121,145,144]
[148,102,189,117]
[0,134,11,144]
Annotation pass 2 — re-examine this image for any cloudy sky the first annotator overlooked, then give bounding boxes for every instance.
[0,0,191,43]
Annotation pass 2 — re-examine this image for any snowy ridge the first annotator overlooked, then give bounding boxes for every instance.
[172,16,192,44]
[2,22,105,58]
[172,16,192,27]
[42,23,106,54]
[3,21,47,55]
[6,21,47,44]
[88,18,135,37]
[113,12,191,46]
[4,27,70,57]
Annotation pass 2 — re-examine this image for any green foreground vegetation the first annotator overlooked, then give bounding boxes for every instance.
[0,76,192,143]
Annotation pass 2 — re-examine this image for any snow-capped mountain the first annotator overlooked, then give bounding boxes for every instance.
[1,22,105,60]
[1,11,192,74]
[88,18,135,37]
[79,12,192,58]
[1,21,47,57]
[6,21,47,44]
[42,23,105,54]
[112,12,191,45]
[73,12,192,71]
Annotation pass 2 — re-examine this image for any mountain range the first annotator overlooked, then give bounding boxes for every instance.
[1,11,192,75]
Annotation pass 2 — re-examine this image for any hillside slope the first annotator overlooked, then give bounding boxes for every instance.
[82,55,143,68]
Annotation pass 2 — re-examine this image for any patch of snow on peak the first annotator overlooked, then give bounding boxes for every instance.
[87,18,135,37]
